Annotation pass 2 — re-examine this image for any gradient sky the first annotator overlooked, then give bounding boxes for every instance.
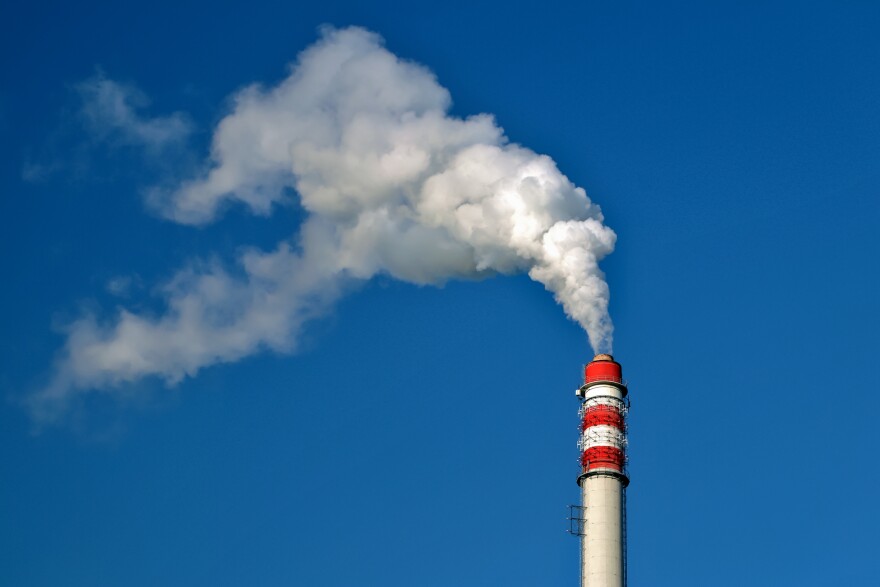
[2,1,879,585]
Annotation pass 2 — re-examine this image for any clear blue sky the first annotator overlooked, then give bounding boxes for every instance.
[2,1,879,585]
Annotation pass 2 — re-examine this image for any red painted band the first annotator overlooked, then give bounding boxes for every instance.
[581,446,625,471]
[584,360,623,385]
[581,405,625,431]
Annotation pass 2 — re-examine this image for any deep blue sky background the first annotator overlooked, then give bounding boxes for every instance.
[2,1,879,585]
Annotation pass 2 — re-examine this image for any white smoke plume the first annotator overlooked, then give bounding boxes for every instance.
[31,26,616,421]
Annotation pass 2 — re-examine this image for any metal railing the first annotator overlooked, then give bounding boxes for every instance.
[578,395,629,417]
[584,374,626,385]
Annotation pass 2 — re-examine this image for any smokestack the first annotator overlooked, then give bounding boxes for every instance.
[575,354,629,586]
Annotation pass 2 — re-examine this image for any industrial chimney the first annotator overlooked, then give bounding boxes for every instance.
[574,354,629,587]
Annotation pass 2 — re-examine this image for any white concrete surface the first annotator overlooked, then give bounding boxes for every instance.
[580,473,624,587]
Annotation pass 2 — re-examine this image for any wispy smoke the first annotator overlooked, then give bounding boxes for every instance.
[31,26,616,421]
[76,72,192,151]
[22,73,192,183]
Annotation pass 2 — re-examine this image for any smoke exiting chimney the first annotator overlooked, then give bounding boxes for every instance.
[31,26,618,421]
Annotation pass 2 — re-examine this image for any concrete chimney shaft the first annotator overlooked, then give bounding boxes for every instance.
[576,355,629,587]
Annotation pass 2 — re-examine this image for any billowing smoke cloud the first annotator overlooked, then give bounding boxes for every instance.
[31,26,616,421]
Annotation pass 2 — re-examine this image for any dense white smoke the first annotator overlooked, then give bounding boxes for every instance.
[32,26,616,420]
